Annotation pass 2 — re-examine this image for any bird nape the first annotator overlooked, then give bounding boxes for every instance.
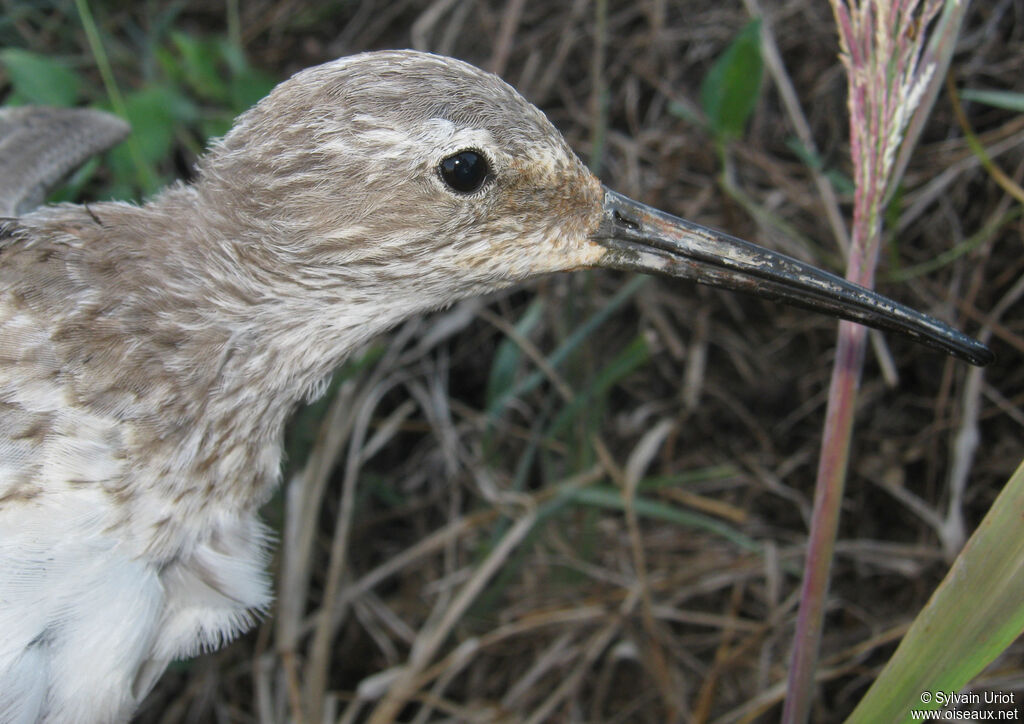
[0,49,991,723]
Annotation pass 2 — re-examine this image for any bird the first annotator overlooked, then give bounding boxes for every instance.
[0,49,992,723]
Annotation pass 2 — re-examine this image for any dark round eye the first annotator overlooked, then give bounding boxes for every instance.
[439,150,489,193]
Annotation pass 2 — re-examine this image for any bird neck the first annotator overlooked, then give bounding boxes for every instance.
[149,186,432,501]
[52,187,426,512]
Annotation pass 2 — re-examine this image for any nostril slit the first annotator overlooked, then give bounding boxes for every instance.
[613,210,641,232]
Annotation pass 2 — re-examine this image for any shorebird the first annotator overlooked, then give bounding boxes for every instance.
[0,50,991,723]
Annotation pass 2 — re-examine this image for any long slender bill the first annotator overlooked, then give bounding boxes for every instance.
[591,189,993,366]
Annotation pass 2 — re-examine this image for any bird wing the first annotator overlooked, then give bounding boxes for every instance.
[0,106,129,217]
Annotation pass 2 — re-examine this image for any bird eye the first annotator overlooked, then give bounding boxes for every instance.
[439,150,489,194]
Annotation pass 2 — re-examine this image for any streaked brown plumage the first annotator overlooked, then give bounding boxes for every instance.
[0,50,990,723]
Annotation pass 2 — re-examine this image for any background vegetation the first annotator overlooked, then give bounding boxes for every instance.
[2,1,1021,721]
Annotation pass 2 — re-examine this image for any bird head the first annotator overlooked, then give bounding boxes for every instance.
[194,51,604,302]
[190,50,990,366]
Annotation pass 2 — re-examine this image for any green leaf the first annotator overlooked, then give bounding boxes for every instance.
[107,85,197,194]
[229,65,278,113]
[122,85,196,164]
[171,32,229,101]
[216,39,278,112]
[0,48,81,106]
[700,19,763,140]
[846,458,1024,723]
[218,39,249,76]
[198,117,233,141]
[960,89,1024,113]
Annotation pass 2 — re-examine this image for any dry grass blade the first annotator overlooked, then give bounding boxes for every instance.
[523,586,642,724]
[365,510,539,723]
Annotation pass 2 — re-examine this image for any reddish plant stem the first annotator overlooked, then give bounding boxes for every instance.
[782,39,882,717]
[784,187,880,723]
[781,320,867,724]
[782,1,958,720]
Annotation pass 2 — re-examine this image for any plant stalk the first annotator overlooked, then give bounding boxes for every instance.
[782,2,958,720]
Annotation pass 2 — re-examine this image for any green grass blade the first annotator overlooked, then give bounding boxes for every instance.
[0,49,81,105]
[485,299,544,408]
[960,89,1024,113]
[846,458,1024,723]
[546,334,649,439]
[486,275,647,420]
[75,0,158,193]
[570,485,761,553]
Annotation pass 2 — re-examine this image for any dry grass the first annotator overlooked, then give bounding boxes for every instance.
[5,1,1023,722]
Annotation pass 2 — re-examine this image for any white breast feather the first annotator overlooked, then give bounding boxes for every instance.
[0,296,272,722]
